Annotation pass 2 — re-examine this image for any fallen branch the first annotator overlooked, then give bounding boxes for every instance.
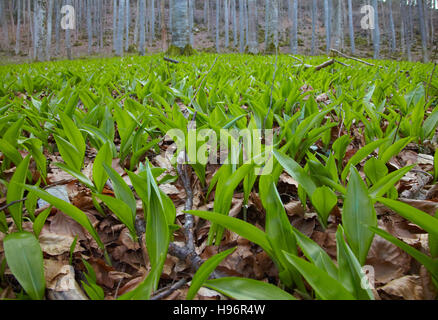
[314,59,335,71]
[330,48,375,67]
[150,278,187,300]
[163,56,181,64]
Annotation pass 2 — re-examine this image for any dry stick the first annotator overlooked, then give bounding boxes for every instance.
[330,48,376,67]
[150,278,188,300]
[314,59,335,71]
[163,56,181,64]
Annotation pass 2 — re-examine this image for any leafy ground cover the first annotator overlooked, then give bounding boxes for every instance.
[0,53,437,300]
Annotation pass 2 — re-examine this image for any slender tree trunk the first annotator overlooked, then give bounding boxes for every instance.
[401,0,412,61]
[15,0,22,54]
[65,0,72,60]
[0,0,9,49]
[388,0,395,53]
[232,0,237,47]
[55,0,60,55]
[113,0,118,50]
[169,0,173,32]
[290,0,298,54]
[311,0,317,55]
[139,0,146,54]
[244,0,249,46]
[347,0,354,54]
[87,0,93,54]
[171,0,189,49]
[150,0,155,41]
[216,0,220,52]
[372,0,380,59]
[247,0,257,53]
[134,0,139,44]
[189,0,194,45]
[117,0,125,55]
[239,0,245,52]
[125,0,130,51]
[266,0,279,52]
[34,0,47,61]
[417,0,429,62]
[46,0,53,59]
[160,0,167,50]
[324,0,331,54]
[224,0,229,47]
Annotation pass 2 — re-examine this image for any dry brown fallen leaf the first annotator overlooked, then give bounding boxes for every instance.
[379,276,424,300]
[366,234,411,285]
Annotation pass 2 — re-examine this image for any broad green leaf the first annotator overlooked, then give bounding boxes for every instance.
[33,207,51,238]
[93,142,112,193]
[59,112,86,158]
[3,232,45,300]
[368,165,414,198]
[204,277,296,300]
[291,226,338,280]
[273,150,316,196]
[364,158,387,185]
[6,155,31,230]
[283,252,356,300]
[54,162,95,190]
[22,185,104,249]
[94,194,137,239]
[187,210,273,256]
[376,198,438,238]
[336,225,374,300]
[54,134,82,172]
[187,247,236,300]
[342,167,377,265]
[103,163,136,216]
[341,139,387,181]
[311,186,337,228]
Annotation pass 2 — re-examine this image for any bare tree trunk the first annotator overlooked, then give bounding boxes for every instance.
[171,0,189,50]
[87,0,93,54]
[224,0,229,47]
[134,0,139,44]
[324,0,330,54]
[160,0,167,50]
[113,0,118,50]
[347,0,354,54]
[150,0,155,41]
[232,0,237,47]
[139,0,146,54]
[189,0,194,45]
[311,0,317,55]
[417,0,429,62]
[55,0,60,55]
[65,0,72,60]
[117,0,125,55]
[0,0,9,49]
[125,0,130,51]
[265,0,279,52]
[290,0,298,54]
[388,0,396,53]
[244,0,249,47]
[247,0,257,53]
[46,0,53,59]
[216,0,220,52]
[239,0,245,52]
[372,0,380,59]
[15,0,22,54]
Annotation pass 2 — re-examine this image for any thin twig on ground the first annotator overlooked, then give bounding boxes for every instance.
[330,48,376,67]
[150,278,188,300]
